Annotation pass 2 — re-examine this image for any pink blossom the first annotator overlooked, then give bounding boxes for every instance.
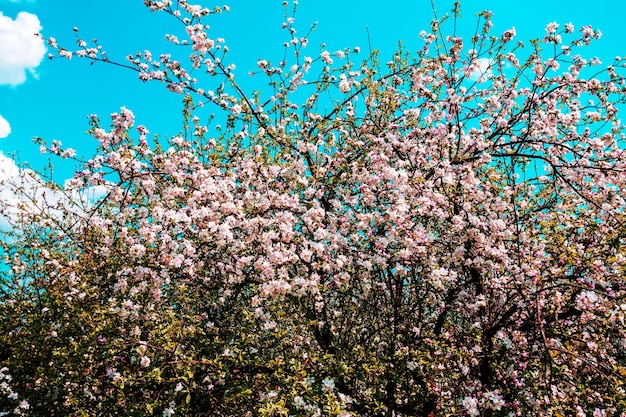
[502,27,516,41]
[320,50,333,65]
[545,22,559,34]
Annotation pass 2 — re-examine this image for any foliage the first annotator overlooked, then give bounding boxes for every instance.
[1,1,626,416]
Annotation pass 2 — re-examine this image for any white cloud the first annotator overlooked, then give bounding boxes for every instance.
[0,11,46,85]
[0,114,10,138]
[0,153,108,234]
[466,57,494,83]
[0,152,21,231]
[0,152,18,182]
[0,152,61,231]
[82,184,110,201]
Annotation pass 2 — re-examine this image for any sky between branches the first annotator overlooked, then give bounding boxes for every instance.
[0,0,624,183]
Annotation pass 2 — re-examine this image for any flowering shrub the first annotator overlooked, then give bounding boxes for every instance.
[1,1,626,416]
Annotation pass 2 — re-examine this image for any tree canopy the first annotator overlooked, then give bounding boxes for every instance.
[1,1,626,416]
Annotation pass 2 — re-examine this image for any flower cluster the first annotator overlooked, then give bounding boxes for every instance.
[3,1,626,416]
[0,368,29,416]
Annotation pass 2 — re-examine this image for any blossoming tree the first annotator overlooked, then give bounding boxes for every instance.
[1,1,626,416]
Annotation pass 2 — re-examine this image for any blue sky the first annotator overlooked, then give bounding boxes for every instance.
[0,0,624,183]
